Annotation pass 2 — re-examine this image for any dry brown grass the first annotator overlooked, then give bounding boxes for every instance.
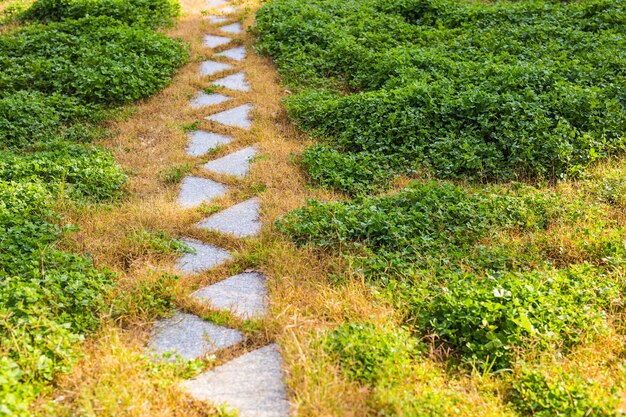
[31,0,397,415]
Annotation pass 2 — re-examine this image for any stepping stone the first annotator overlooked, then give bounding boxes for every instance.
[182,344,291,417]
[204,146,257,177]
[148,312,243,361]
[204,35,231,48]
[175,239,232,275]
[187,131,233,157]
[190,92,231,109]
[216,46,246,61]
[196,198,261,238]
[205,104,253,129]
[220,22,243,34]
[192,272,267,319]
[200,60,233,76]
[177,176,227,208]
[212,72,250,92]
[207,16,229,24]
[206,0,229,7]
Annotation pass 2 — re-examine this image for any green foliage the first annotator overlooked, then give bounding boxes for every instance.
[511,368,620,416]
[278,181,624,369]
[0,2,185,413]
[324,322,417,385]
[0,17,187,105]
[0,143,127,200]
[401,265,617,369]
[159,163,192,185]
[22,0,180,28]
[125,230,192,255]
[258,0,626,190]
[111,273,179,322]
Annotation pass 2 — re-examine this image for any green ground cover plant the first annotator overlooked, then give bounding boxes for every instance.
[21,0,180,28]
[262,0,626,412]
[257,0,626,193]
[0,0,185,414]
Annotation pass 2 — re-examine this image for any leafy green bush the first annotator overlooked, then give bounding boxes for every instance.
[22,0,180,28]
[511,368,620,416]
[0,16,187,104]
[0,91,103,149]
[257,0,626,190]
[324,322,417,385]
[0,143,127,200]
[402,265,617,369]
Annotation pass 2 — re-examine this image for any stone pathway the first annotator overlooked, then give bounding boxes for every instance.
[148,2,290,415]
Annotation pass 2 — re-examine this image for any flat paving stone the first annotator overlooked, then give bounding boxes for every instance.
[220,22,243,34]
[182,344,291,417]
[212,72,250,92]
[205,104,253,129]
[216,46,246,61]
[206,0,229,7]
[177,176,227,208]
[207,15,229,23]
[200,60,233,76]
[203,146,257,177]
[196,197,261,238]
[175,239,232,275]
[187,131,233,157]
[192,272,267,319]
[190,91,231,109]
[204,34,231,48]
[148,312,243,361]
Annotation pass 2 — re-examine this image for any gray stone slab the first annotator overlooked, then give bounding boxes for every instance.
[192,272,267,319]
[221,22,243,35]
[182,344,291,417]
[207,0,229,7]
[215,46,246,61]
[204,34,231,48]
[200,60,233,76]
[206,15,229,24]
[190,91,231,109]
[148,312,243,361]
[196,197,261,238]
[187,131,233,157]
[205,104,253,129]
[177,176,227,208]
[212,72,250,92]
[175,239,232,275]
[203,146,257,177]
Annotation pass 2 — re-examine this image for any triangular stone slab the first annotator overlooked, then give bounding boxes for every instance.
[206,0,229,7]
[148,312,243,361]
[220,22,243,34]
[187,131,233,157]
[182,344,291,417]
[212,72,250,92]
[178,176,227,208]
[175,239,232,275]
[200,60,233,76]
[196,197,261,237]
[205,104,253,129]
[203,146,257,177]
[204,34,231,48]
[192,272,268,319]
[190,92,231,109]
[216,46,246,61]
[207,15,229,24]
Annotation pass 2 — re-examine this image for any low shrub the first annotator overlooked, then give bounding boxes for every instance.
[510,368,620,416]
[324,322,417,385]
[402,265,617,369]
[258,0,626,190]
[0,143,127,200]
[0,16,187,104]
[22,0,180,28]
